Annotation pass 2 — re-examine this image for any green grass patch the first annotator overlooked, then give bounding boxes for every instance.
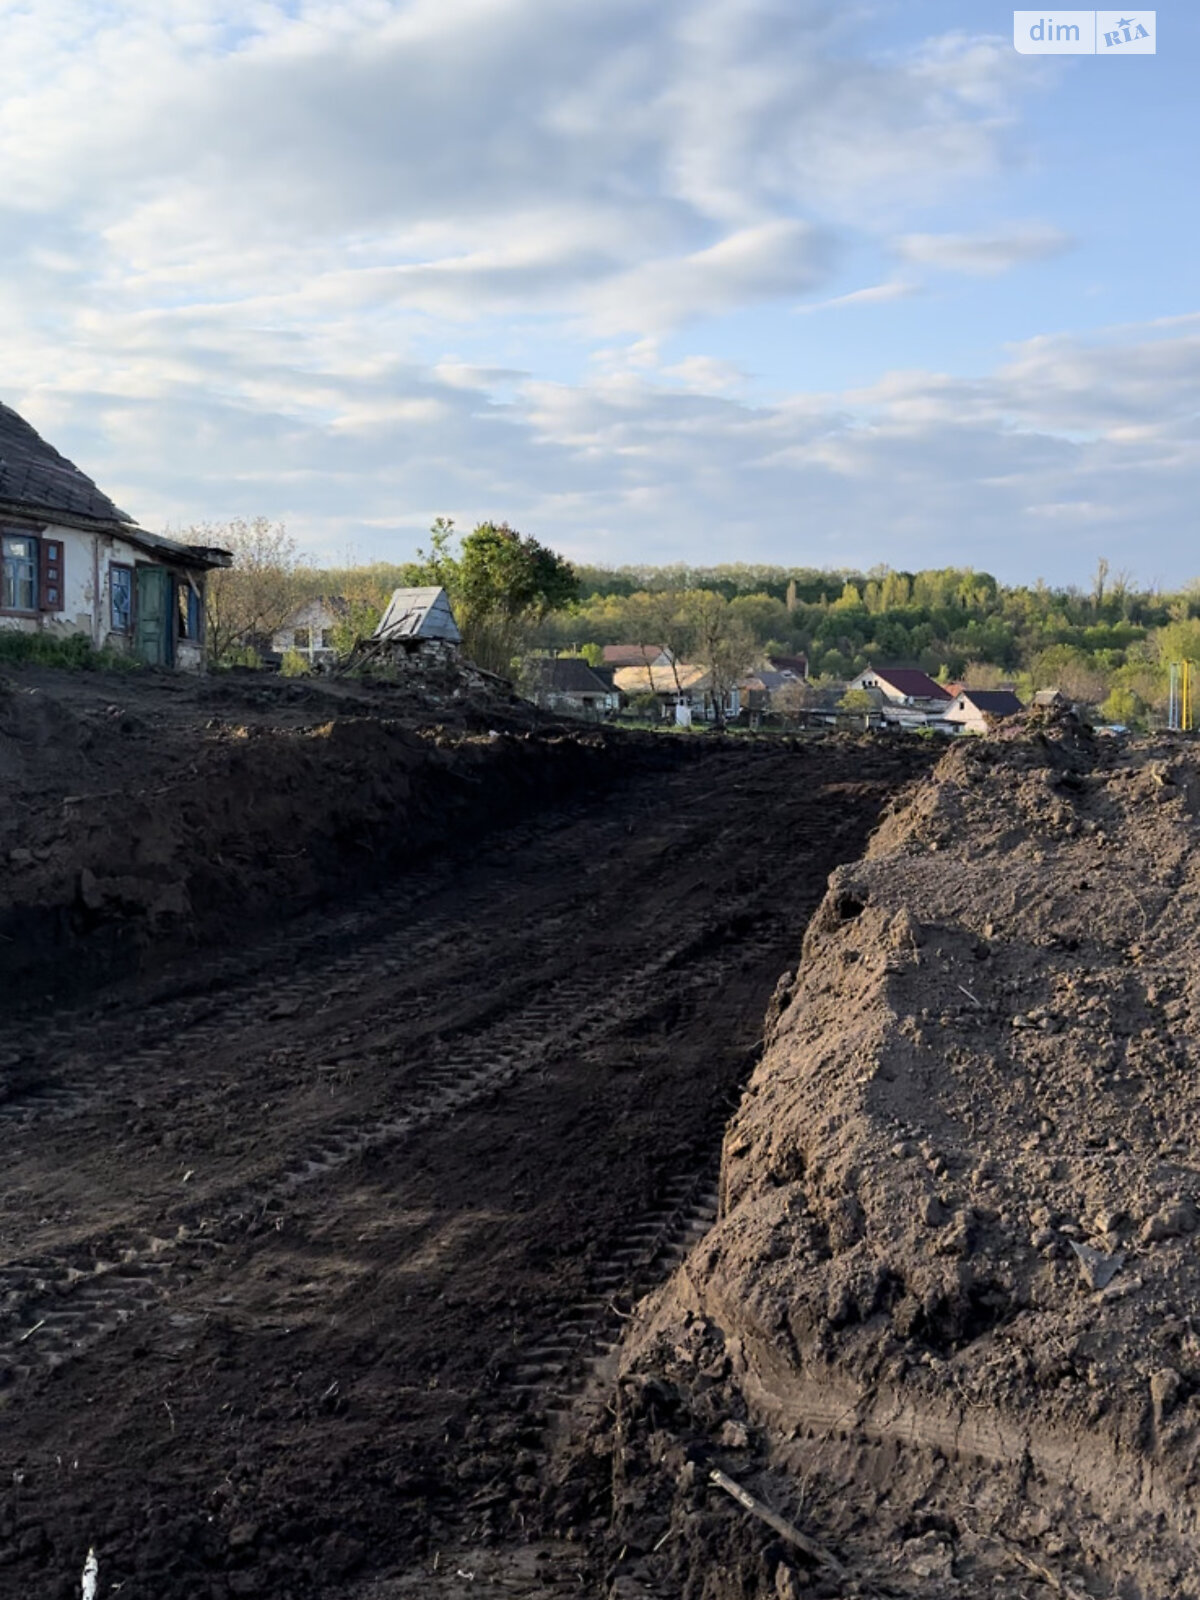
[0,631,142,671]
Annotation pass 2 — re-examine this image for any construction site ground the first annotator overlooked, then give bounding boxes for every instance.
[0,663,931,1599]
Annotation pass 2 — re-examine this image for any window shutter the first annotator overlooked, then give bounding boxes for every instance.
[39,538,64,612]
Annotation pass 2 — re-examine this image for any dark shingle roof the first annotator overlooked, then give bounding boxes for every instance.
[767,654,808,677]
[530,657,613,695]
[867,666,952,700]
[0,402,133,527]
[959,690,1023,716]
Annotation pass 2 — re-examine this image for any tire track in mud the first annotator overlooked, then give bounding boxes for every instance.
[508,1160,722,1425]
[0,920,774,1391]
[0,787,688,1129]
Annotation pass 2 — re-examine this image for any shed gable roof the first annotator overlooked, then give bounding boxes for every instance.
[374,586,461,644]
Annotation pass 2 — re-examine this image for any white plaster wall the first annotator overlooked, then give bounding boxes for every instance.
[2,523,139,645]
[272,598,341,659]
[2,523,207,669]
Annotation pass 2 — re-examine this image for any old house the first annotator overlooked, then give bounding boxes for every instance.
[945,688,1024,734]
[526,657,619,718]
[612,661,741,722]
[740,668,795,714]
[271,596,350,666]
[0,402,229,669]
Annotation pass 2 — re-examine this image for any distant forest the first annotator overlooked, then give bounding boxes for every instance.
[308,554,1198,728]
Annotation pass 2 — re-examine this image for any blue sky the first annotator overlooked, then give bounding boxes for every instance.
[2,1,1195,583]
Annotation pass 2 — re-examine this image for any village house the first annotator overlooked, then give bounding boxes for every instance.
[844,665,954,732]
[766,653,809,680]
[602,643,675,672]
[271,596,349,666]
[944,688,1024,734]
[847,665,952,708]
[740,668,796,715]
[612,661,741,722]
[526,657,619,719]
[0,402,230,669]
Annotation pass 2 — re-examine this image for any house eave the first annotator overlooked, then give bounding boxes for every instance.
[0,500,231,570]
[0,499,135,538]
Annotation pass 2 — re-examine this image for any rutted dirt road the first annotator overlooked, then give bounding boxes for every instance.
[0,733,929,1599]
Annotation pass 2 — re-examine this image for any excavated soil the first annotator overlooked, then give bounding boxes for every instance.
[0,664,662,1003]
[0,663,932,1599]
[606,715,1200,1600]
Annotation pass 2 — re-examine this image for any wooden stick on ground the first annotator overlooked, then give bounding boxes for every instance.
[708,1468,847,1579]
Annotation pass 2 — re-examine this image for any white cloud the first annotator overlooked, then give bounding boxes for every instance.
[895,224,1074,275]
[5,0,1171,585]
[796,281,919,314]
[0,1,1038,324]
[16,315,1188,586]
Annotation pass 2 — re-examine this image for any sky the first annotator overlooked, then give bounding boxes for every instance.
[2,0,1196,585]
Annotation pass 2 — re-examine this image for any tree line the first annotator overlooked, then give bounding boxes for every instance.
[196,520,1200,728]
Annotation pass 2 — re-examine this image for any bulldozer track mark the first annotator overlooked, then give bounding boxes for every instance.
[0,928,774,1394]
[507,1161,721,1423]
[0,1257,170,1381]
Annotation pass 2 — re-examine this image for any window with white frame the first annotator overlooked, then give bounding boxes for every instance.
[2,533,37,611]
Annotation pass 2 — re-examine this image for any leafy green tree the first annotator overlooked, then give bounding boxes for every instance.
[838,688,877,712]
[1099,685,1139,726]
[412,518,577,677]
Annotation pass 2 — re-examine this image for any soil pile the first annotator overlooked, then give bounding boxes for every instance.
[613,715,1200,1599]
[0,665,684,1004]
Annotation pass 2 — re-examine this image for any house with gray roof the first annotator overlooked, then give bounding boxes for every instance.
[944,688,1024,734]
[271,596,351,665]
[0,401,230,669]
[525,656,619,718]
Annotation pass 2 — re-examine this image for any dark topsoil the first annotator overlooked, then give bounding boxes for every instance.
[0,662,692,1006]
[607,714,1200,1600]
[0,661,934,1599]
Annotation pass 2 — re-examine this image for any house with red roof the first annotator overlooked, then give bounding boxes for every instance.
[847,665,953,707]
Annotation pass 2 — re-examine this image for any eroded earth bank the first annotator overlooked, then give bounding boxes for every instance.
[605,716,1200,1600]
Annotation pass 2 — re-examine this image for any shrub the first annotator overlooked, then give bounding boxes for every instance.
[0,631,139,671]
[280,648,311,678]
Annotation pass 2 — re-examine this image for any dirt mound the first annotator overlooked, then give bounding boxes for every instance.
[0,661,714,1011]
[0,714,697,1008]
[611,715,1200,1598]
